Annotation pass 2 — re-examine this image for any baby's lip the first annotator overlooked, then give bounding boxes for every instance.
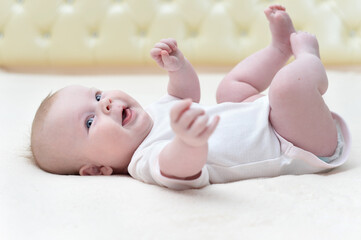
[122,107,132,126]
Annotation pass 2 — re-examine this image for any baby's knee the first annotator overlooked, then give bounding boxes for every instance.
[216,79,260,103]
[216,80,229,103]
[269,72,309,106]
[216,76,237,103]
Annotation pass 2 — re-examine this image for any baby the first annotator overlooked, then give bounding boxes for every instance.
[31,5,350,190]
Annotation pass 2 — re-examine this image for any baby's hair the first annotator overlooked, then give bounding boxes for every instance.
[30,91,59,171]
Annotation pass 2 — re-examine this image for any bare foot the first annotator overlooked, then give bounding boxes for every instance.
[290,31,320,58]
[264,5,295,56]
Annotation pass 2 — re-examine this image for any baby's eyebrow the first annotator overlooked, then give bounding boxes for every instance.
[89,88,95,97]
[89,87,101,98]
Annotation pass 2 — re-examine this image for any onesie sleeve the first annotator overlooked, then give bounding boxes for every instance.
[128,141,210,190]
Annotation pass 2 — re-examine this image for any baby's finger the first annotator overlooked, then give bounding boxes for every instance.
[190,114,209,135]
[150,47,162,57]
[160,38,177,51]
[150,48,163,64]
[170,99,192,123]
[178,108,205,129]
[154,42,172,53]
[199,116,220,139]
[160,50,174,66]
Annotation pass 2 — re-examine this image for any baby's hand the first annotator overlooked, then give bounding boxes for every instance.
[170,99,220,147]
[150,38,185,71]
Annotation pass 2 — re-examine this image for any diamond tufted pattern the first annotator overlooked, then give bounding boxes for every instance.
[0,0,360,67]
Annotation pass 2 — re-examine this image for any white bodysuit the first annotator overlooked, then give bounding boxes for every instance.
[128,95,350,190]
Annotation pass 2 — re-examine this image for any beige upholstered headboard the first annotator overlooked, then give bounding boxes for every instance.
[0,0,360,67]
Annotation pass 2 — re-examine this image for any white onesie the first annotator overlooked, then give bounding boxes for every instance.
[128,95,350,190]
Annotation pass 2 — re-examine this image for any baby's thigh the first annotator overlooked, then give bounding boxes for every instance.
[242,94,265,102]
[216,80,260,103]
[269,82,337,156]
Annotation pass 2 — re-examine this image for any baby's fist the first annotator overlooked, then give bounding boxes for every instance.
[150,38,185,71]
[170,99,220,147]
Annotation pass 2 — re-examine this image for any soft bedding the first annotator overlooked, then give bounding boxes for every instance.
[1,69,360,239]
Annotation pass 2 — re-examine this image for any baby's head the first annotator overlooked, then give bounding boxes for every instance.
[31,85,153,176]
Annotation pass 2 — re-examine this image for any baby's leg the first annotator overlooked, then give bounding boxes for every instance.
[216,5,295,103]
[269,32,337,157]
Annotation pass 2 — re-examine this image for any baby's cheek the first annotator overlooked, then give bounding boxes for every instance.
[92,122,124,150]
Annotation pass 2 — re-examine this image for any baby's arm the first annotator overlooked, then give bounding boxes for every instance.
[150,38,201,103]
[159,100,219,179]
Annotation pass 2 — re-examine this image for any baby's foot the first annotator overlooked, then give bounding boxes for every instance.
[290,31,320,58]
[264,5,295,56]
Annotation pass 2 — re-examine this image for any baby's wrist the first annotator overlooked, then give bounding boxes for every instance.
[167,56,186,73]
[176,135,207,148]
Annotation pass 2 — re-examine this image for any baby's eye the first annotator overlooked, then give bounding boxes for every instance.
[95,92,102,101]
[86,117,94,129]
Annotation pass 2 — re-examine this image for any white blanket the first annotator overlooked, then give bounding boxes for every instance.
[1,69,360,239]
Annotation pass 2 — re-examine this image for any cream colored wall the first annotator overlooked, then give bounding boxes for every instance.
[0,0,360,67]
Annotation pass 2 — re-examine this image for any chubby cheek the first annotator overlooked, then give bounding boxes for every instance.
[89,122,126,159]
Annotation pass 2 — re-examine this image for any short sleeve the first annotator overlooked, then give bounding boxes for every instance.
[129,141,210,190]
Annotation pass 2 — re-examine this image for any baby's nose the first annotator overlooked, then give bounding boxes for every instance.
[100,97,112,114]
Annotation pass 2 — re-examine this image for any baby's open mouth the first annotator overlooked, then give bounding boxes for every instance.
[122,107,132,126]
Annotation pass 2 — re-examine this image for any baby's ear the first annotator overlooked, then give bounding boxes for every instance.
[79,164,113,176]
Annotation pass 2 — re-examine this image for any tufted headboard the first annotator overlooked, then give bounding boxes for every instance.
[0,0,360,67]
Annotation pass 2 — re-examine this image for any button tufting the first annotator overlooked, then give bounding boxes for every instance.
[37,31,51,47]
[0,0,360,66]
[349,29,357,37]
[42,32,51,39]
[239,29,248,37]
[89,31,98,47]
[189,30,198,38]
[138,29,147,37]
[91,31,99,38]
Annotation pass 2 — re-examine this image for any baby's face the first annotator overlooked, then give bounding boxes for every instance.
[44,85,153,175]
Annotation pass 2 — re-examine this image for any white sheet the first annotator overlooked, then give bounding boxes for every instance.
[1,69,361,239]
